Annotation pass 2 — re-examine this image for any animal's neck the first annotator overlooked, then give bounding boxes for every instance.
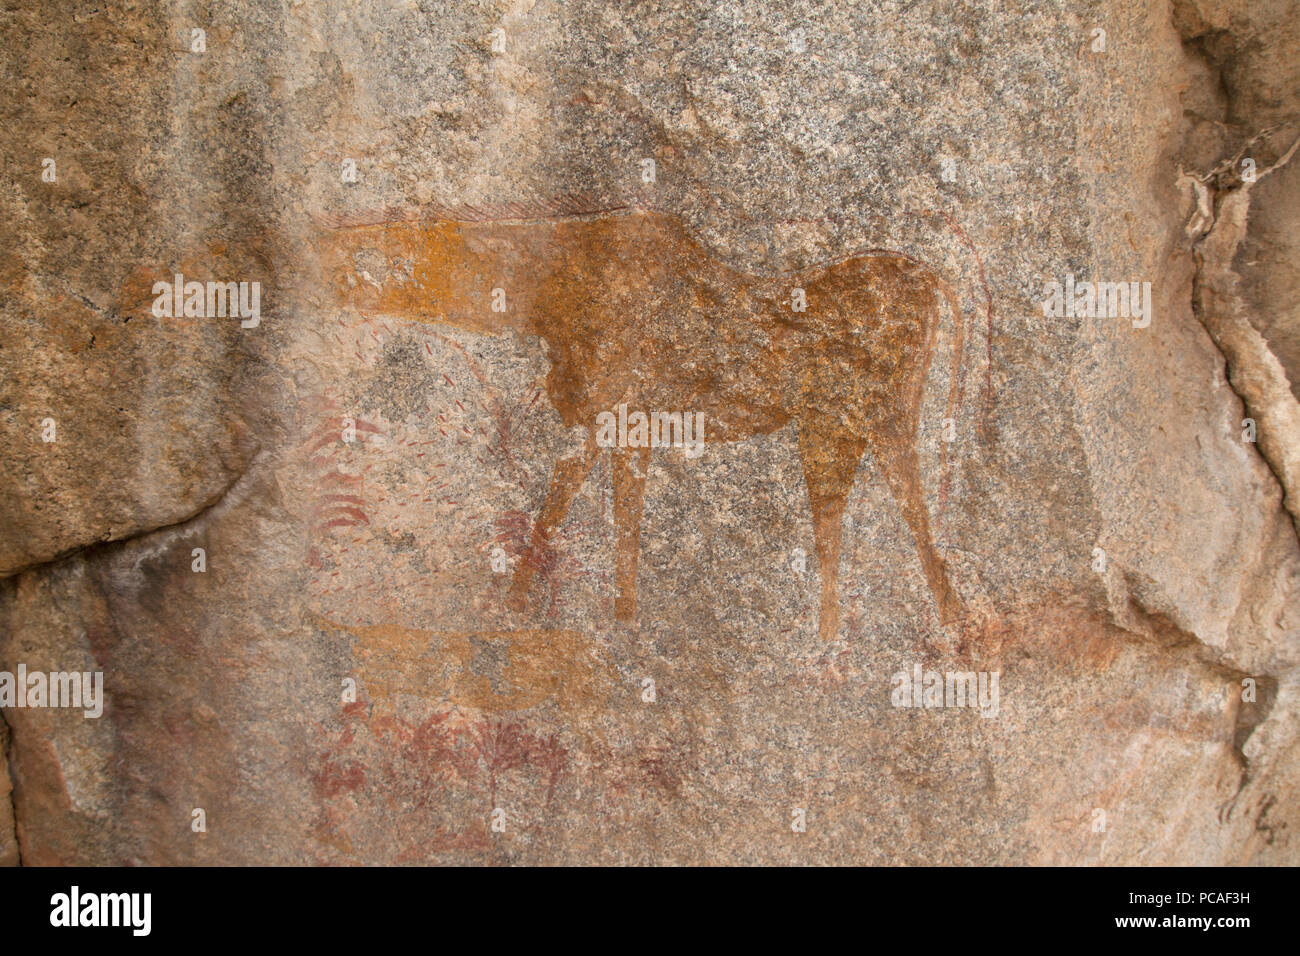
[435,220,569,336]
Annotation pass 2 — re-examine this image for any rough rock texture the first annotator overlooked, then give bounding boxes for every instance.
[1,0,1297,865]
[0,715,18,866]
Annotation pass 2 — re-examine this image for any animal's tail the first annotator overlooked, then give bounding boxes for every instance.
[927,207,993,517]
[937,279,966,515]
[934,209,994,427]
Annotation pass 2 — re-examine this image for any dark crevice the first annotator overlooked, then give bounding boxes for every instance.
[1188,237,1298,532]
[0,706,22,866]
[0,447,264,583]
[1233,674,1278,757]
[1113,577,1280,792]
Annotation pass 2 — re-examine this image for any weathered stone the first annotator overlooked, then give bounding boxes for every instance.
[0,715,19,866]
[1,0,1297,865]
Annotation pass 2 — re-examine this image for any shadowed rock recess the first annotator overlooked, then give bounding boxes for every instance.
[0,0,1297,866]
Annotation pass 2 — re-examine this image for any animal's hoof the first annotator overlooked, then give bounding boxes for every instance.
[937,609,964,628]
[936,588,967,627]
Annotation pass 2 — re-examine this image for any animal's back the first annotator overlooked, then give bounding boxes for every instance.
[319,206,954,445]
[526,212,948,444]
[525,210,794,435]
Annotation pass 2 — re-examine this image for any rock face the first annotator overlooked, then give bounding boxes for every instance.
[1,0,1297,865]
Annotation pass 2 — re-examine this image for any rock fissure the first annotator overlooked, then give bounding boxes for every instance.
[0,448,264,583]
[0,707,22,866]
[1183,137,1300,542]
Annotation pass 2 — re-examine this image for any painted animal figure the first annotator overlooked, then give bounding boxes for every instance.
[319,201,976,639]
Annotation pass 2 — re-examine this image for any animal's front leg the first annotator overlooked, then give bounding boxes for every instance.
[507,433,601,614]
[867,428,965,626]
[612,445,651,621]
[796,414,869,642]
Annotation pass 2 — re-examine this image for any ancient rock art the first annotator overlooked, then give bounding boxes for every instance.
[313,616,616,723]
[319,200,984,639]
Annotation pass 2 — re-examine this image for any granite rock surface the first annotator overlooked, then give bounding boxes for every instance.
[1,0,1298,864]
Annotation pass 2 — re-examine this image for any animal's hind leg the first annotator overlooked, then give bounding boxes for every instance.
[507,434,601,614]
[866,429,964,625]
[612,445,651,621]
[796,415,868,641]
